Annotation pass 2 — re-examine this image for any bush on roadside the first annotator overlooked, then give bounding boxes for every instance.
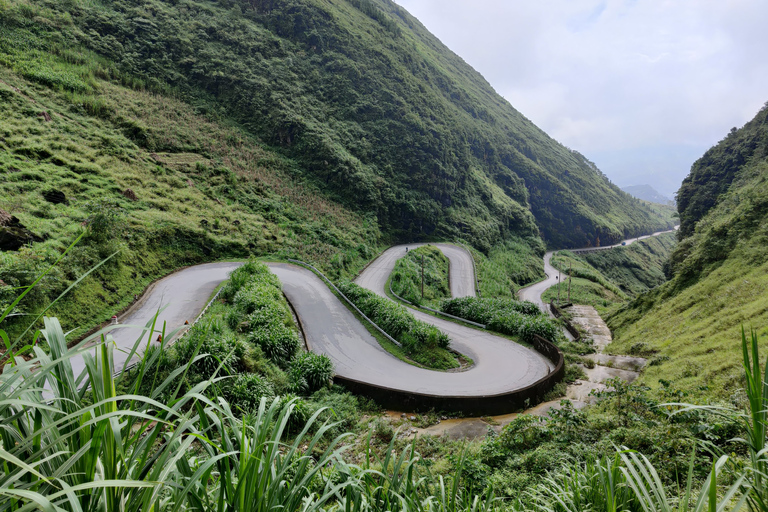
[517,315,560,343]
[173,327,248,377]
[440,296,558,342]
[224,373,275,412]
[249,323,301,369]
[337,281,450,351]
[220,259,279,302]
[289,352,334,393]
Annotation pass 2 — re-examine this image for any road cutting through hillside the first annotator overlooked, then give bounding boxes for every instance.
[85,230,675,410]
[90,245,551,402]
[272,245,552,396]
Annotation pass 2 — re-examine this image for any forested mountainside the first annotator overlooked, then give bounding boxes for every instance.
[677,105,768,238]
[609,103,768,396]
[2,0,671,250]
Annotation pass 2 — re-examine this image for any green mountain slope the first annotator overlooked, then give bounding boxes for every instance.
[1,0,671,250]
[0,0,676,338]
[0,57,378,339]
[677,107,768,238]
[608,103,768,396]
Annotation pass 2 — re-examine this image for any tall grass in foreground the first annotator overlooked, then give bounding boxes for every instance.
[2,274,768,511]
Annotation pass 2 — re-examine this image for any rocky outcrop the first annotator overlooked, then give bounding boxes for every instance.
[0,209,42,251]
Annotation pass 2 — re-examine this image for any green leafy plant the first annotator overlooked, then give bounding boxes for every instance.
[440,296,558,342]
[289,351,334,394]
[338,280,452,356]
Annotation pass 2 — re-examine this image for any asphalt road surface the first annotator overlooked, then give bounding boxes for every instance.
[570,226,679,254]
[351,245,552,395]
[517,251,560,317]
[70,262,243,379]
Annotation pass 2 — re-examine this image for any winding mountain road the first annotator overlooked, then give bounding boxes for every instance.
[77,242,555,409]
[77,226,676,407]
[350,244,552,394]
[517,226,679,315]
[518,251,560,316]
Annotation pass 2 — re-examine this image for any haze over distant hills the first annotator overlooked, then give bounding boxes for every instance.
[590,145,702,199]
[621,185,672,205]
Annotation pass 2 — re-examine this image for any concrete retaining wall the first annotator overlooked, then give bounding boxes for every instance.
[550,301,582,341]
[335,334,564,415]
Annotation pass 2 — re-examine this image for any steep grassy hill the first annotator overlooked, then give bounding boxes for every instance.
[0,56,379,339]
[0,0,671,251]
[609,103,768,397]
[0,0,675,341]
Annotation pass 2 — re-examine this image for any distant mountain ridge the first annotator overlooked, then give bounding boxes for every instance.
[621,185,672,205]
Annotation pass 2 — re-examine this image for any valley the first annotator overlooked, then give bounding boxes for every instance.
[1,0,767,510]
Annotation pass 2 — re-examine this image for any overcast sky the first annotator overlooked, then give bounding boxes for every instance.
[394,0,768,197]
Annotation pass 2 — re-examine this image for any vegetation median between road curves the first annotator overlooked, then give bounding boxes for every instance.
[129,259,334,411]
[390,245,450,307]
[440,296,591,384]
[440,296,557,343]
[337,280,460,370]
[464,236,547,298]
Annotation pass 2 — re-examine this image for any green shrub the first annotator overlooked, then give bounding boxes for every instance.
[274,393,315,434]
[372,418,395,443]
[221,259,277,302]
[172,328,247,377]
[517,315,560,343]
[247,302,287,331]
[220,259,302,368]
[338,280,450,352]
[309,387,373,436]
[249,323,301,369]
[225,373,275,412]
[289,352,334,393]
[82,197,126,243]
[481,415,551,467]
[440,296,557,341]
[233,282,284,316]
[441,296,541,323]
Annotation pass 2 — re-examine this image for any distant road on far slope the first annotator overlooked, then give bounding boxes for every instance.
[518,226,679,314]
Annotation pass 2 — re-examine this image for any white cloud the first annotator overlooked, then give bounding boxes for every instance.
[394,0,768,194]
